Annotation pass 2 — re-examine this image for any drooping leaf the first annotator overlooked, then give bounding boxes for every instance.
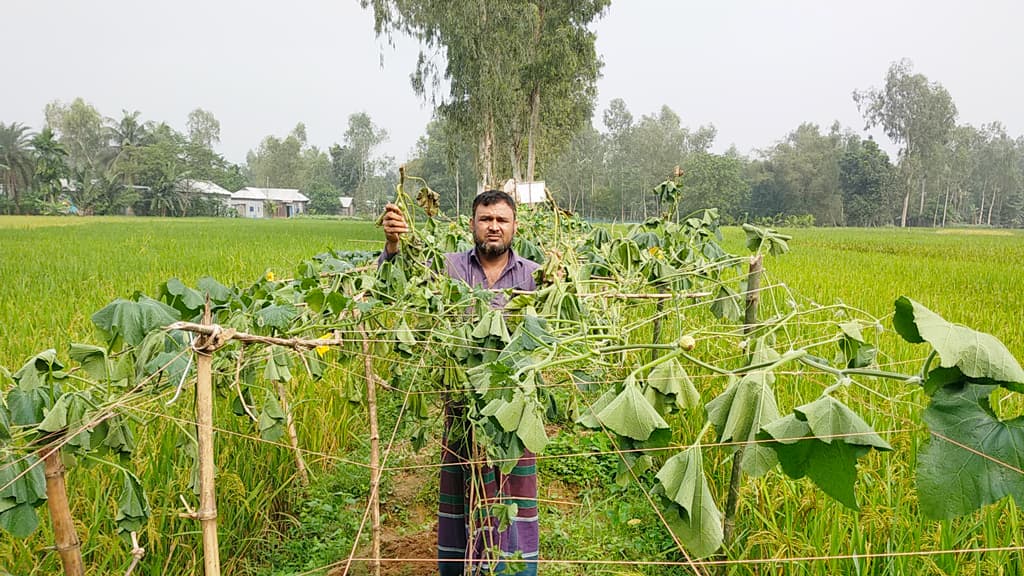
[516,402,548,454]
[709,285,742,322]
[647,358,700,409]
[494,394,526,432]
[917,383,1024,520]
[761,415,869,510]
[0,454,47,505]
[115,470,151,536]
[654,445,723,558]
[196,276,232,303]
[761,395,891,510]
[395,318,418,355]
[160,277,205,316]
[575,388,616,429]
[12,349,64,390]
[894,296,1024,393]
[0,502,40,538]
[258,392,287,441]
[596,376,670,442]
[91,297,181,349]
[705,350,781,476]
[69,343,110,380]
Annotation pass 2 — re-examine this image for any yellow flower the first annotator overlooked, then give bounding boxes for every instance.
[315,333,332,357]
[265,271,276,282]
[648,246,662,257]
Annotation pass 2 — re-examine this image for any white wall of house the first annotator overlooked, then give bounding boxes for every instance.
[233,200,264,218]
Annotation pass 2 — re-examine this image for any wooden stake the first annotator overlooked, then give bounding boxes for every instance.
[195,305,221,576]
[359,324,382,576]
[275,380,310,487]
[721,255,764,565]
[43,446,84,576]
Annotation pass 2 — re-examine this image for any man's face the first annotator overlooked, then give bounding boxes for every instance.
[471,201,517,259]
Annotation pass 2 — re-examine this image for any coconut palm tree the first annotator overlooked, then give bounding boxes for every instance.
[0,122,35,212]
[31,127,70,204]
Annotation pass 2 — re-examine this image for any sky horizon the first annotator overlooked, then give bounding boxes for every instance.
[5,1,1023,166]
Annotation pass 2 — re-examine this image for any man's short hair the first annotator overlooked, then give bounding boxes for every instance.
[472,189,517,219]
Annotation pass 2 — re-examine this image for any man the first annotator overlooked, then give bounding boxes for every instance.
[380,190,540,575]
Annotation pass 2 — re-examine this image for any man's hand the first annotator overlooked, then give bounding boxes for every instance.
[381,203,409,255]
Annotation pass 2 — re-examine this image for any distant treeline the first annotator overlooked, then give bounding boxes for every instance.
[1,60,1021,227]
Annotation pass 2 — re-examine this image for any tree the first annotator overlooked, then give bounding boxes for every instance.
[0,122,35,212]
[405,117,477,216]
[44,98,108,174]
[31,128,70,206]
[854,59,958,227]
[106,110,151,193]
[679,151,749,221]
[187,108,221,149]
[839,137,894,227]
[363,0,608,189]
[246,124,307,188]
[329,113,389,214]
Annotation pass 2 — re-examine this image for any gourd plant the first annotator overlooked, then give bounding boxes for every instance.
[2,170,1022,573]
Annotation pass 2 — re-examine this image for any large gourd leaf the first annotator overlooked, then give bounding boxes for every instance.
[92,296,181,349]
[917,383,1024,520]
[596,376,670,442]
[115,470,151,536]
[894,296,1024,393]
[516,401,548,454]
[705,347,781,476]
[0,454,46,538]
[654,445,723,558]
[761,395,891,510]
[647,358,700,409]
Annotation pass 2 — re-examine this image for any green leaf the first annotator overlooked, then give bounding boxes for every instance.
[709,285,742,322]
[516,402,548,454]
[761,415,869,510]
[256,303,298,332]
[0,502,40,538]
[69,343,110,380]
[575,388,616,429]
[647,358,700,409]
[7,385,50,427]
[115,470,151,536]
[761,395,891,510]
[596,376,670,442]
[795,395,892,450]
[197,276,232,303]
[160,277,205,315]
[12,349,64,390]
[705,351,781,476]
[259,392,287,441]
[655,445,723,558]
[917,383,1024,520]
[894,296,1024,393]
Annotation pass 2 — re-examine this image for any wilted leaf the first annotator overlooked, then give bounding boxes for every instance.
[655,445,723,558]
[596,376,670,442]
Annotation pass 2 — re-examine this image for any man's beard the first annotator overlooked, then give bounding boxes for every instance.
[474,234,512,258]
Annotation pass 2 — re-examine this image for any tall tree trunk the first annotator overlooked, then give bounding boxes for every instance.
[454,161,461,216]
[899,189,910,228]
[526,86,541,184]
[44,448,84,576]
[918,173,927,217]
[988,189,997,226]
[941,184,951,227]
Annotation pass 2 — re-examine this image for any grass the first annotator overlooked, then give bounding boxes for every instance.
[1,216,1023,575]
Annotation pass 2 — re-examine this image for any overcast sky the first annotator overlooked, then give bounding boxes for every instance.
[5,1,1023,165]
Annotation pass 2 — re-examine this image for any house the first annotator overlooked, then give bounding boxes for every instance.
[180,180,233,212]
[501,179,547,204]
[339,196,354,217]
[230,187,309,218]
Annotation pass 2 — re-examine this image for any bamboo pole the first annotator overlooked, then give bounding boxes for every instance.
[43,446,84,576]
[195,306,221,576]
[358,324,382,576]
[721,255,763,560]
[275,380,310,487]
